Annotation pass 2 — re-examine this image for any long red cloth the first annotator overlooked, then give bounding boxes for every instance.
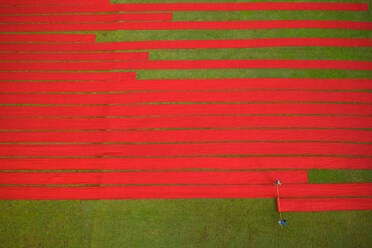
[1,79,370,93]
[0,0,107,5]
[0,103,370,118]
[0,52,148,61]
[279,197,372,212]
[0,183,370,200]
[0,143,370,157]
[1,91,371,104]
[1,129,371,143]
[0,157,370,170]
[1,60,371,71]
[0,13,172,23]
[0,170,308,185]
[1,116,369,130]
[0,34,95,43]
[0,72,136,81]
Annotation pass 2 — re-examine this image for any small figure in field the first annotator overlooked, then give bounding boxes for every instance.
[278,219,287,228]
[274,179,281,186]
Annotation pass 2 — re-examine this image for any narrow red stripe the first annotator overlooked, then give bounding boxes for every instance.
[0,52,148,62]
[1,91,370,104]
[1,116,370,130]
[0,38,370,51]
[0,60,371,71]
[0,0,107,5]
[0,170,308,185]
[1,78,371,93]
[0,183,370,200]
[0,2,367,14]
[0,21,370,32]
[0,34,95,43]
[1,129,371,143]
[281,183,372,198]
[0,143,370,157]
[0,103,370,118]
[1,157,370,170]
[0,13,172,23]
[279,198,372,212]
[0,72,136,81]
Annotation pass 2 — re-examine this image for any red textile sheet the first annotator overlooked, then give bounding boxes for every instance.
[0,0,108,5]
[0,13,172,23]
[0,116,370,130]
[0,52,149,61]
[1,60,371,71]
[0,72,136,81]
[1,91,371,104]
[1,129,371,143]
[0,183,370,200]
[0,170,308,185]
[0,157,370,170]
[0,143,370,157]
[279,197,372,212]
[0,103,370,117]
[0,34,95,43]
[1,79,370,93]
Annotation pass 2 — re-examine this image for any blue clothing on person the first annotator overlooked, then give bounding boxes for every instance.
[279,219,287,227]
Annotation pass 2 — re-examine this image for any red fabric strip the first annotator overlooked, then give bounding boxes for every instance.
[0,143,370,157]
[1,129,371,143]
[0,103,370,118]
[0,3,367,14]
[0,170,308,185]
[0,72,136,81]
[279,198,372,212]
[1,79,370,93]
[0,13,172,23]
[1,91,370,104]
[0,157,370,170]
[0,0,108,5]
[0,60,371,71]
[0,21,370,32]
[0,183,370,200]
[0,52,148,62]
[1,116,370,130]
[0,38,370,52]
[0,34,95,43]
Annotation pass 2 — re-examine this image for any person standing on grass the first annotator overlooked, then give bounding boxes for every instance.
[278,219,287,228]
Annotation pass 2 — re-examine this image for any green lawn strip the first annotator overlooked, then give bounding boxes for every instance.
[112,0,368,4]
[95,29,372,42]
[0,199,371,248]
[308,169,372,183]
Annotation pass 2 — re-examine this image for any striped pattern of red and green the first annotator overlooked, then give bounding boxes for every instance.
[0,0,371,213]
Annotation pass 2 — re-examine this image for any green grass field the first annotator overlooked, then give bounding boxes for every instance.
[0,0,372,247]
